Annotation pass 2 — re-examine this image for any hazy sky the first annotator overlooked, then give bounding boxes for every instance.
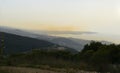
[0,0,120,43]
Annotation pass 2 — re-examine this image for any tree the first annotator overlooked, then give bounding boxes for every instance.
[81,41,103,53]
[92,50,109,72]
[0,32,4,56]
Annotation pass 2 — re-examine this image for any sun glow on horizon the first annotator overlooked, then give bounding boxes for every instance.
[1,0,120,43]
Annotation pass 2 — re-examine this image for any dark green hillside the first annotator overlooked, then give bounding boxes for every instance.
[0,32,77,55]
[1,32,55,54]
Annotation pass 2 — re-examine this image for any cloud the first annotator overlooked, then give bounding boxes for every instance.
[33,31,97,35]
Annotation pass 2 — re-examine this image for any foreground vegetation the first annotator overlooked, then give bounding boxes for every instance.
[0,41,120,73]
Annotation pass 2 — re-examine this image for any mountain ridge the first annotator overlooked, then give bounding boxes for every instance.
[0,26,112,51]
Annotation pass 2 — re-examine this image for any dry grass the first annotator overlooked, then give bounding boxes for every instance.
[0,66,63,73]
[0,66,99,73]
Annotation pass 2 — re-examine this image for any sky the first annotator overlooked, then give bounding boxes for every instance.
[0,0,120,43]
